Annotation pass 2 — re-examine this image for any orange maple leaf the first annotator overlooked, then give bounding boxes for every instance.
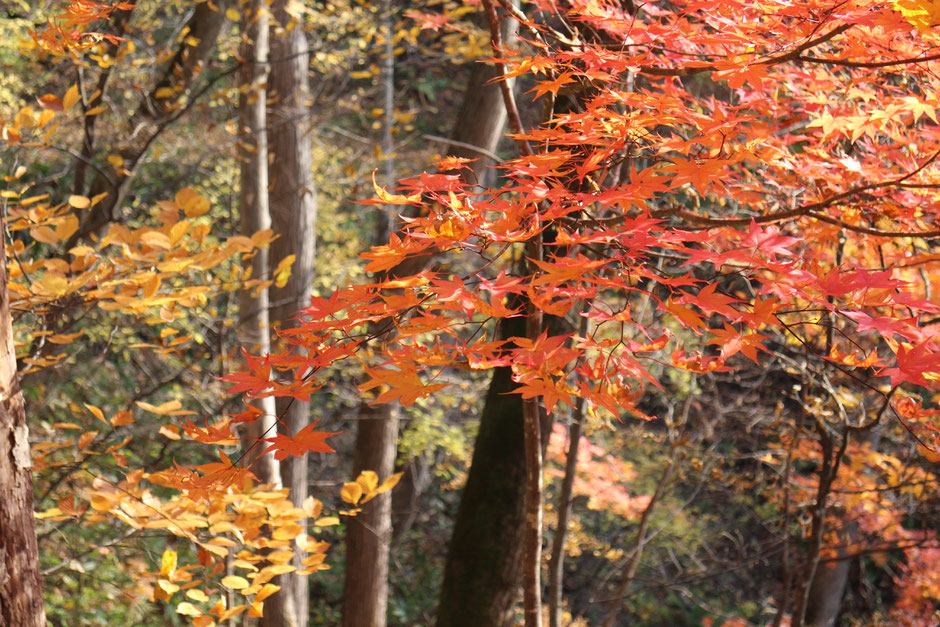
[262,420,342,460]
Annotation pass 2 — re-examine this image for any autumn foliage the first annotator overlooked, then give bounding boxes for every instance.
[7,0,940,624]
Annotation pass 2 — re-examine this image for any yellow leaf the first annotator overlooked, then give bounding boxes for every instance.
[169,219,190,245]
[161,549,178,577]
[361,471,403,505]
[15,107,35,129]
[176,602,202,617]
[157,579,179,595]
[916,442,940,463]
[35,507,63,519]
[47,331,84,345]
[248,600,264,618]
[272,523,304,541]
[84,404,108,425]
[372,172,422,205]
[31,226,59,245]
[186,589,210,603]
[62,85,79,109]
[154,87,175,99]
[37,109,55,129]
[193,615,216,627]
[302,496,322,518]
[250,229,275,247]
[221,575,249,590]
[137,400,183,415]
[39,273,69,296]
[314,516,340,527]
[340,481,363,505]
[52,422,82,430]
[85,105,108,116]
[139,272,161,298]
[274,254,295,288]
[55,214,79,241]
[378,471,403,493]
[110,410,134,427]
[107,154,124,168]
[77,431,97,450]
[254,583,281,603]
[225,8,240,20]
[141,231,172,249]
[176,187,211,217]
[356,470,379,494]
[68,195,90,209]
[159,424,181,440]
[226,235,253,252]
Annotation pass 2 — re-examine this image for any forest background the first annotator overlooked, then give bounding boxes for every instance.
[2,0,940,626]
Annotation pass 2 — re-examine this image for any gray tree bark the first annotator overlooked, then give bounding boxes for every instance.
[266,2,317,624]
[342,5,398,625]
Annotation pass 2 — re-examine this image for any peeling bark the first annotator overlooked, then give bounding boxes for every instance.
[0,211,45,626]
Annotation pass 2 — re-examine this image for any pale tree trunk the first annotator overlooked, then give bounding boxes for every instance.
[236,3,294,624]
[266,1,317,624]
[342,3,397,626]
[0,214,45,626]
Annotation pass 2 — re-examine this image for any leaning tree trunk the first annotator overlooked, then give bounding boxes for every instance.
[236,2,294,624]
[0,209,45,625]
[266,1,317,624]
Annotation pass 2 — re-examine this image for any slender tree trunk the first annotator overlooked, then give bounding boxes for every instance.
[342,6,398,625]
[547,399,584,627]
[791,424,848,627]
[343,401,400,627]
[237,4,294,624]
[601,461,675,627]
[521,237,545,627]
[0,213,45,627]
[266,1,317,624]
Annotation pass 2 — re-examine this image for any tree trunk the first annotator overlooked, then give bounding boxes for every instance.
[804,431,882,626]
[0,211,45,625]
[267,1,317,624]
[342,7,398,624]
[236,3,294,624]
[804,544,852,627]
[343,401,400,627]
[435,316,529,627]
